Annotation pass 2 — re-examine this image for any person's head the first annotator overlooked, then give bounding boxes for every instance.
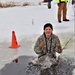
[43,23,53,38]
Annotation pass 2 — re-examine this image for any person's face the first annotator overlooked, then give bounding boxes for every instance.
[44,27,53,38]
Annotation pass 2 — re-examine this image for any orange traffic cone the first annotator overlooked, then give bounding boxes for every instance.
[9,31,20,48]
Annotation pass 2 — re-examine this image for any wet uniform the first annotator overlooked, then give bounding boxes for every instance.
[34,33,62,62]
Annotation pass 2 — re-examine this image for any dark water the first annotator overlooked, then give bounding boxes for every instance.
[0,56,75,75]
[26,58,75,75]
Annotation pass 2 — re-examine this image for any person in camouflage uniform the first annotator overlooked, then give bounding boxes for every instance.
[34,23,62,66]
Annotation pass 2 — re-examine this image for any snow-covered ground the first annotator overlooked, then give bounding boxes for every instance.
[0,0,75,75]
[0,0,43,2]
[0,0,43,5]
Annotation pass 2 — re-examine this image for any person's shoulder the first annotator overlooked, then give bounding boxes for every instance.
[52,34,59,39]
[37,34,44,40]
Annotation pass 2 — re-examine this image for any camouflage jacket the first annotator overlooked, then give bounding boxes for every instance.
[34,33,62,58]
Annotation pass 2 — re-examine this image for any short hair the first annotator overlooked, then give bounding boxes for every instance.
[44,23,53,30]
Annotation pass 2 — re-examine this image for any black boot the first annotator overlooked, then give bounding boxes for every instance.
[48,4,51,9]
[63,19,70,21]
[58,20,61,23]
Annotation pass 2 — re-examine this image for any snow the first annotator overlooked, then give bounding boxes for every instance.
[0,0,43,4]
[0,0,75,74]
[0,2,74,41]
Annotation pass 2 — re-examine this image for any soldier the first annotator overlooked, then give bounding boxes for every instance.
[34,23,62,67]
[56,0,70,23]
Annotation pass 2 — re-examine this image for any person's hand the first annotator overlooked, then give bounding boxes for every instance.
[58,45,62,53]
[39,42,44,50]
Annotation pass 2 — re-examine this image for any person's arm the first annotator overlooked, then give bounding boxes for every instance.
[34,38,44,55]
[55,36,62,53]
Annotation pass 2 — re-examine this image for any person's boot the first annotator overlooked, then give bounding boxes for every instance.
[48,4,51,9]
[63,19,70,21]
[58,20,61,23]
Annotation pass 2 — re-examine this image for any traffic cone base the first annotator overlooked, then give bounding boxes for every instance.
[9,45,20,48]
